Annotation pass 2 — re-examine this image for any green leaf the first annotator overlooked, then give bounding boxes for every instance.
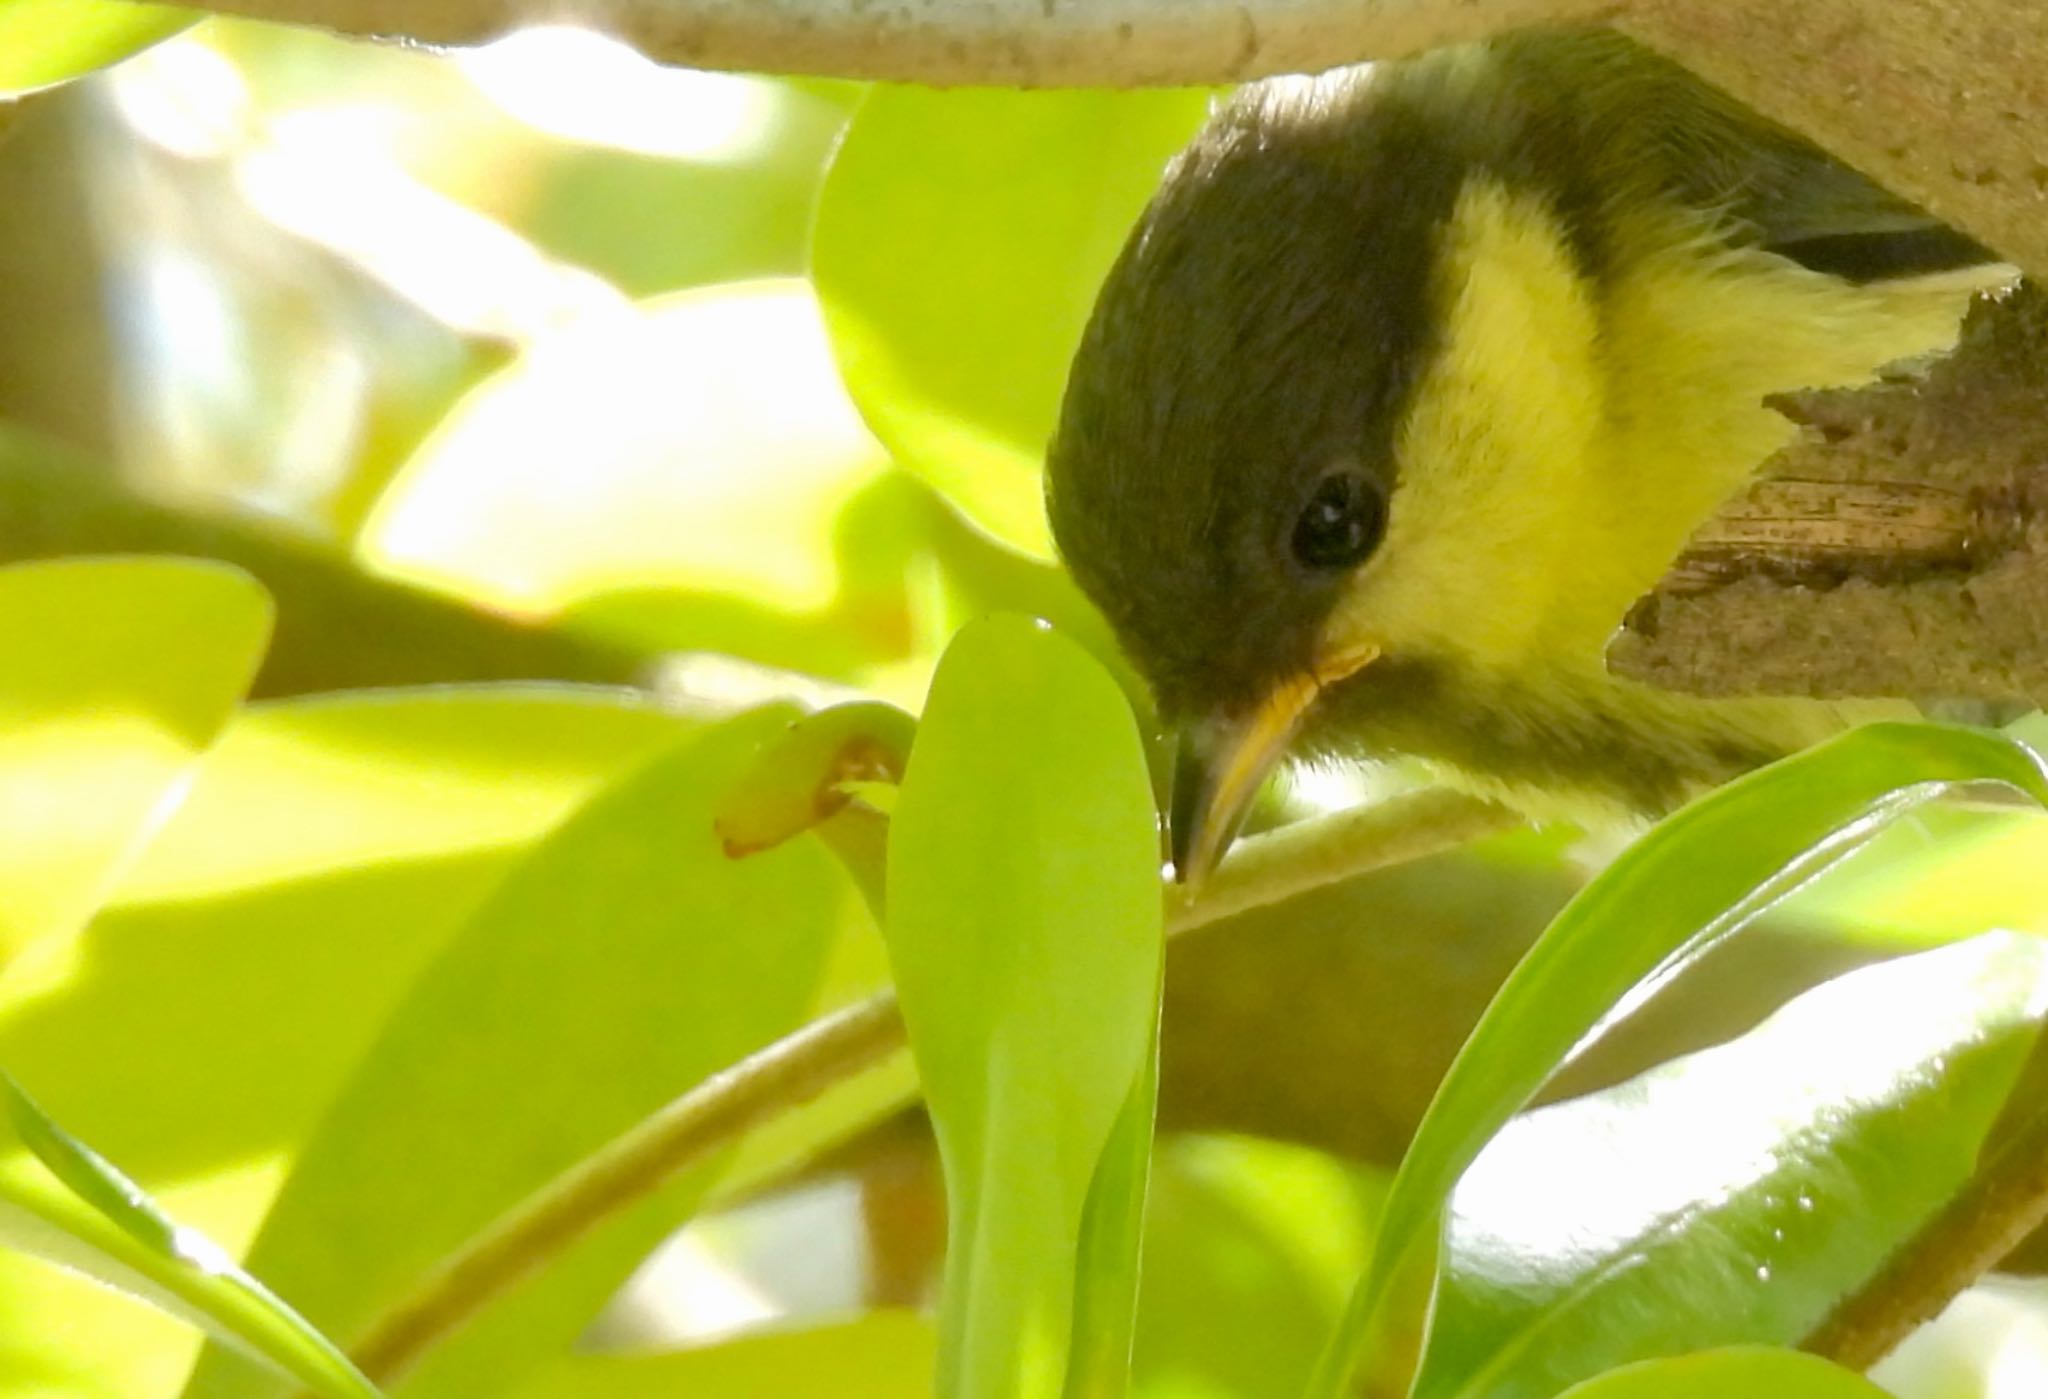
[1310,723,2048,1398]
[0,0,193,95]
[1065,1044,1158,1399]
[886,615,1162,1398]
[1771,797,2048,948]
[1132,1137,1385,1399]
[1420,931,2048,1399]
[0,556,271,963]
[1554,1347,1891,1399]
[504,1311,935,1399]
[363,281,893,640]
[714,699,915,918]
[0,1072,376,1398]
[0,685,691,1397]
[714,700,914,854]
[812,88,1212,557]
[180,707,849,1398]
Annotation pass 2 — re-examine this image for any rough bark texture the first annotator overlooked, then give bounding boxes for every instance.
[186,0,1612,88]
[1610,284,2048,703]
[180,0,2048,277]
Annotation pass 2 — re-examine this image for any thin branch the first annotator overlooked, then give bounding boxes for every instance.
[346,994,908,1384]
[1165,786,1518,931]
[337,786,1515,1389]
[189,0,1608,86]
[1804,1079,2048,1370]
[178,0,2048,275]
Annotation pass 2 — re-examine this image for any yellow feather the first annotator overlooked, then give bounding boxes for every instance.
[1321,176,1990,819]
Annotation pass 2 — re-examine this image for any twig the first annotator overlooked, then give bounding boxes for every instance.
[1165,787,1517,931]
[339,787,1514,1388]
[182,0,1603,87]
[346,994,908,1383]
[1803,1076,2048,1370]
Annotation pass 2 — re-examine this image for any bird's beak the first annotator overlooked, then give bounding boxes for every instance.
[1168,641,1379,886]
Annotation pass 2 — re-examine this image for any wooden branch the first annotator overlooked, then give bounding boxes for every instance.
[1609,284,2048,703]
[175,0,2048,275]
[186,0,1609,87]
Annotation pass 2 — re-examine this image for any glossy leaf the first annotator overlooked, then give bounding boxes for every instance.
[181,708,848,1398]
[364,281,892,636]
[812,88,1212,556]
[0,0,192,95]
[887,616,1162,1398]
[1311,723,2048,1398]
[1065,1042,1159,1398]
[1555,1347,1891,1399]
[1421,931,2048,1399]
[1132,1137,1384,1399]
[0,556,271,963]
[0,685,691,1397]
[0,1072,376,1398]
[505,1311,935,1399]
[1774,797,2048,948]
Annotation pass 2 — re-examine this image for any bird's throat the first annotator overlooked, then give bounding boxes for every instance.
[1310,652,1848,824]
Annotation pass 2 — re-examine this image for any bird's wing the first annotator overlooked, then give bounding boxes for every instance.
[1504,28,2003,283]
[1728,139,1999,282]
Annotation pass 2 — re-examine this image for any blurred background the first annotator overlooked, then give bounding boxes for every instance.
[0,21,960,702]
[6,16,2048,1398]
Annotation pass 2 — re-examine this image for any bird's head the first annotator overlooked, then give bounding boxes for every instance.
[1047,71,1613,882]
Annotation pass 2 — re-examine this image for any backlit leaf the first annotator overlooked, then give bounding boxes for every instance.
[887,616,1162,1397]
[0,556,271,963]
[0,1072,375,1398]
[1554,1347,1890,1399]
[0,0,192,96]
[813,88,1211,556]
[180,708,848,1397]
[0,685,690,1398]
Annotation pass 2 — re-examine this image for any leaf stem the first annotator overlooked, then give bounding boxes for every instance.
[346,993,907,1385]
[337,787,1513,1388]
[1804,1068,2048,1371]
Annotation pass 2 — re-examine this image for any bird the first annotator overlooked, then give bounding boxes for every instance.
[1043,25,2009,884]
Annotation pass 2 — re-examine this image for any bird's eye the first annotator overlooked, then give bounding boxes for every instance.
[1290,471,1387,571]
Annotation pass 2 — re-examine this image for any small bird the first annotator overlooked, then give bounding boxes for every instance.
[1045,26,2006,883]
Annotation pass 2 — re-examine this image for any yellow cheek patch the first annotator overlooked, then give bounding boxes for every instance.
[1322,175,1986,679]
[1329,176,1605,669]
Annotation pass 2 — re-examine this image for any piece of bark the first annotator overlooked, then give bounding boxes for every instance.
[1610,282,2048,703]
